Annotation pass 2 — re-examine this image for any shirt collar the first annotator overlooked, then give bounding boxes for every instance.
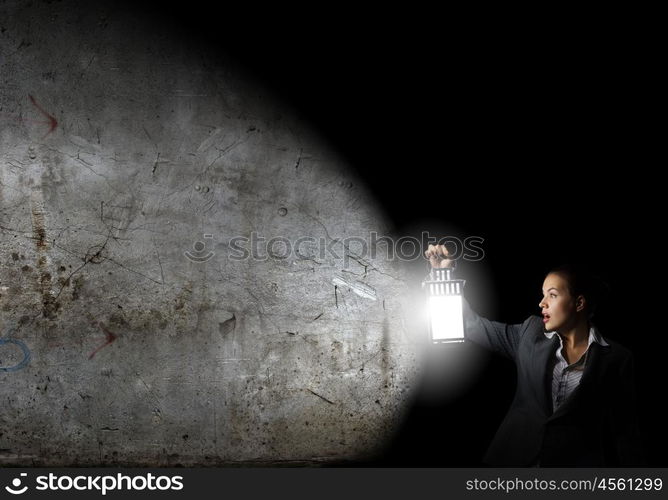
[543,324,609,347]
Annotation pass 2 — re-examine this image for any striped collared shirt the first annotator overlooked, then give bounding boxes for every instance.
[543,326,609,412]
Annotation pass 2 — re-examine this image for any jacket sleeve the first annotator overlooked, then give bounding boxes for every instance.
[608,353,646,466]
[462,298,532,362]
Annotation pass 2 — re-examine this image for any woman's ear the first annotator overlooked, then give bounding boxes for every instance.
[576,295,586,313]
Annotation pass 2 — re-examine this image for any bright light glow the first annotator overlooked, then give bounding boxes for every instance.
[428,294,464,343]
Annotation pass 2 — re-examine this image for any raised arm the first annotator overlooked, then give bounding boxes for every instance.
[425,243,532,361]
[462,298,532,361]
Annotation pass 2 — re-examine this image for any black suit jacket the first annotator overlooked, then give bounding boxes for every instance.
[463,300,645,466]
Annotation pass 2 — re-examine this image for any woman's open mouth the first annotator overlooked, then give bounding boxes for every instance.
[542,314,550,324]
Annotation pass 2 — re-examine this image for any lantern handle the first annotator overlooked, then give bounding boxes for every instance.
[422,263,466,289]
[427,259,456,276]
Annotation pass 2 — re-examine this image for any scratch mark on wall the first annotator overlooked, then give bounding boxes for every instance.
[152,241,165,286]
[152,152,160,175]
[294,148,303,169]
[135,372,163,418]
[104,255,164,285]
[88,323,118,359]
[151,152,169,177]
[54,233,112,302]
[142,126,154,145]
[28,94,58,137]
[306,388,335,405]
[332,276,377,301]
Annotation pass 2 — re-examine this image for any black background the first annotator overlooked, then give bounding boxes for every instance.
[128,1,662,466]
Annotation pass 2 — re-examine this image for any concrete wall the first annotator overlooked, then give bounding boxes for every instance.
[0,1,420,465]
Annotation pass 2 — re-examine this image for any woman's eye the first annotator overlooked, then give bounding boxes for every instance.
[550,294,557,298]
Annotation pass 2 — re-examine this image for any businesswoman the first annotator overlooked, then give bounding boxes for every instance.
[425,244,645,466]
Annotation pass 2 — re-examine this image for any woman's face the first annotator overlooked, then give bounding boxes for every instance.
[539,272,578,332]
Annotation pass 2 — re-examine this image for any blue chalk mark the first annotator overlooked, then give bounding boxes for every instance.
[0,338,31,372]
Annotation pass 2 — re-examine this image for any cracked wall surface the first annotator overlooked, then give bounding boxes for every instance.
[0,1,422,465]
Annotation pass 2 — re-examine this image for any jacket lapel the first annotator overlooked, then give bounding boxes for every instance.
[533,334,560,416]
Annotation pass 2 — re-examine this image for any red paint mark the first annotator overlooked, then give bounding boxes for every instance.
[88,323,118,359]
[28,94,58,137]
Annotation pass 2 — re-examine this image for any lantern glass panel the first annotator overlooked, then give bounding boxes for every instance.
[428,294,465,343]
